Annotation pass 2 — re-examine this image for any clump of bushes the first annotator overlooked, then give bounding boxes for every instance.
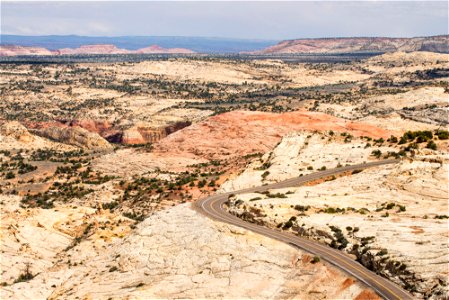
[311,256,320,264]
[426,140,437,150]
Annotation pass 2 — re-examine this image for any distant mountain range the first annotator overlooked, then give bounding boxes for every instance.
[255,35,449,54]
[0,44,194,56]
[0,35,278,54]
[1,35,448,56]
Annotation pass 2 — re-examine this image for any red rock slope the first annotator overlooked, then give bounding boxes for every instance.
[153,110,394,160]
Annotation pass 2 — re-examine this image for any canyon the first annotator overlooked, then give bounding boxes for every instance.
[1,50,448,299]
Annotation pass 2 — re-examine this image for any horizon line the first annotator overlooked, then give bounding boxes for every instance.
[1,33,448,41]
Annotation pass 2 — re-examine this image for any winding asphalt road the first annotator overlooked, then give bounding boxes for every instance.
[194,159,414,300]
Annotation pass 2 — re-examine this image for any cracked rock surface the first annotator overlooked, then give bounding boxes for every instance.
[2,204,375,299]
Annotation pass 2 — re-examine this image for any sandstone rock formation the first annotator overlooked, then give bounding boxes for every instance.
[1,204,377,299]
[222,133,449,298]
[120,127,147,145]
[0,121,35,143]
[220,132,397,191]
[25,119,192,146]
[315,86,449,132]
[154,110,394,160]
[93,110,393,176]
[257,35,449,54]
[0,121,75,151]
[33,126,113,151]
[0,45,53,56]
[114,121,191,145]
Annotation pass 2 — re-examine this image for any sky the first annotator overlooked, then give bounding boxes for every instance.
[1,1,448,39]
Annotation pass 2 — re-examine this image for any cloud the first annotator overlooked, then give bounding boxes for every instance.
[1,1,447,38]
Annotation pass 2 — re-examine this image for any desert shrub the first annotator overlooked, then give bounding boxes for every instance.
[371,150,382,158]
[282,220,293,229]
[436,130,449,140]
[249,197,262,201]
[387,135,398,143]
[197,179,207,188]
[261,171,270,179]
[385,202,395,210]
[294,205,310,212]
[103,201,119,210]
[5,171,15,179]
[398,205,406,212]
[426,140,437,150]
[14,264,34,283]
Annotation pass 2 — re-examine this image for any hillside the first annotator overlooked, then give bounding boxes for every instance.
[256,35,449,54]
[1,51,448,299]
[0,35,278,53]
[0,44,194,56]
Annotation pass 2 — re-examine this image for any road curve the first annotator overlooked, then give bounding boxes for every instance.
[194,159,414,300]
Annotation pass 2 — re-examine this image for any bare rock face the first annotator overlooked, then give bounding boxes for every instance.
[93,110,393,176]
[257,36,449,54]
[153,110,394,161]
[33,126,113,151]
[0,45,53,56]
[0,121,35,143]
[120,127,147,145]
[222,132,449,298]
[2,204,376,299]
[0,121,77,151]
[67,119,113,135]
[115,122,191,145]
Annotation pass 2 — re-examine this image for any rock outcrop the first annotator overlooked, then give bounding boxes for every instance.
[0,121,75,151]
[93,110,394,176]
[222,133,449,298]
[115,122,191,145]
[1,204,377,299]
[0,121,35,143]
[154,110,395,161]
[0,45,53,56]
[25,119,191,146]
[256,35,449,54]
[33,126,113,151]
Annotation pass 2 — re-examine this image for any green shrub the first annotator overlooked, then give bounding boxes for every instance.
[436,130,449,140]
[5,171,15,179]
[426,140,437,150]
[371,150,382,158]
